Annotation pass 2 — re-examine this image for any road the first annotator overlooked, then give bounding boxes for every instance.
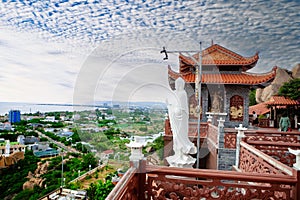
[36,131,81,154]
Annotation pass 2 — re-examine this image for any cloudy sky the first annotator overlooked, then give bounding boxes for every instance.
[0,0,299,105]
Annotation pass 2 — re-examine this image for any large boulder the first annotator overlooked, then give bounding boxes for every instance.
[23,161,49,190]
[292,63,300,78]
[256,67,292,103]
[27,171,34,179]
[40,161,49,174]
[23,180,35,190]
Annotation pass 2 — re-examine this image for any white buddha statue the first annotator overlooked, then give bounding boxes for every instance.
[166,77,197,168]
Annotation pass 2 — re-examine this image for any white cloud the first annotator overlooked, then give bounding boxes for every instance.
[0,0,299,103]
[0,28,86,103]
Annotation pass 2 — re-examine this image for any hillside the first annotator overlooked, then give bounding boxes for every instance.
[256,63,300,103]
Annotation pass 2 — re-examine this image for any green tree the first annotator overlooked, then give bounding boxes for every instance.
[71,128,81,143]
[13,189,34,200]
[28,118,41,123]
[87,180,114,200]
[76,142,88,153]
[149,136,164,160]
[278,78,300,100]
[81,153,97,169]
[249,89,257,106]
[106,108,113,115]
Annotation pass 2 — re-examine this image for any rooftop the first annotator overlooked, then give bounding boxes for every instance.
[179,44,259,67]
[169,65,277,85]
[266,95,299,106]
[39,188,87,200]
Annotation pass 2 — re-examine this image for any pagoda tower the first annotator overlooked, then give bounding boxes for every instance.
[167,43,276,128]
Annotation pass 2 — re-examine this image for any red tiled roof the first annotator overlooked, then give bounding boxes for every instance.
[179,44,259,67]
[249,103,270,115]
[168,66,276,85]
[102,149,114,154]
[266,96,299,106]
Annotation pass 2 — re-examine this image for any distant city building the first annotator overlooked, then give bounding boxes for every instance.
[27,142,49,151]
[27,142,59,158]
[101,149,114,160]
[0,122,12,130]
[33,148,59,158]
[17,135,25,145]
[8,110,21,123]
[73,114,81,121]
[28,123,44,129]
[24,136,40,144]
[43,116,56,122]
[0,139,26,156]
[106,115,116,120]
[113,104,120,108]
[57,130,73,137]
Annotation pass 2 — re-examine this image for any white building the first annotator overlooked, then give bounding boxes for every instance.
[42,116,56,122]
[0,122,12,130]
[0,140,26,156]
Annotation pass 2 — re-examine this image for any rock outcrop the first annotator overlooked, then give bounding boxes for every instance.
[256,65,298,103]
[292,63,300,79]
[23,161,49,190]
[0,152,25,168]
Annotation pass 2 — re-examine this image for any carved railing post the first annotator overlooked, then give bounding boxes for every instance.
[216,117,225,170]
[138,160,146,200]
[296,169,300,200]
[288,148,300,169]
[235,124,247,167]
[217,117,225,148]
[288,148,300,199]
[207,113,212,123]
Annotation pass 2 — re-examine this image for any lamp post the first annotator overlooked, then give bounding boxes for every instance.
[196,42,203,169]
[161,42,203,168]
[60,149,64,188]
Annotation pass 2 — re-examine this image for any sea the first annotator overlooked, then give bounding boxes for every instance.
[0,101,167,115]
[0,102,95,115]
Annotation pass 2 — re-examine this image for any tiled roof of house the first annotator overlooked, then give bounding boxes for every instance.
[102,149,114,155]
[249,96,299,115]
[249,102,270,115]
[168,66,277,85]
[179,44,259,67]
[266,96,299,106]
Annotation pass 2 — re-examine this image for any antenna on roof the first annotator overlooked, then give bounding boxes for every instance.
[211,39,214,46]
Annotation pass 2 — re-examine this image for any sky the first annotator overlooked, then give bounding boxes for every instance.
[0,0,299,105]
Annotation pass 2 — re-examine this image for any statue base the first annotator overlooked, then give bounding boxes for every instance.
[166,154,196,168]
